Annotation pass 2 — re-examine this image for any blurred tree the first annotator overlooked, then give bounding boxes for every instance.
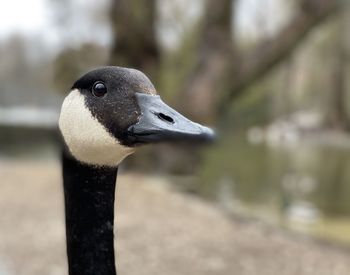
[0,35,55,107]
[181,0,234,123]
[109,0,160,81]
[327,14,349,130]
[179,0,341,123]
[224,0,341,105]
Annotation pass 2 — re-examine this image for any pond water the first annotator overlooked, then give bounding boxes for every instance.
[198,131,350,246]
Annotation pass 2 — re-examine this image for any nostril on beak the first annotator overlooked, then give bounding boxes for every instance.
[156,112,174,124]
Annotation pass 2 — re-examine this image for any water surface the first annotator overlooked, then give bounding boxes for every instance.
[198,131,350,246]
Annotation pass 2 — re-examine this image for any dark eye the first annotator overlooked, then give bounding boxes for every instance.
[92,82,107,97]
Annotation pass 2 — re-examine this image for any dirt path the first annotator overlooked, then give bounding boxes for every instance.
[0,159,349,275]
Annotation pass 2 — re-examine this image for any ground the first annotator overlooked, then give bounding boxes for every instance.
[0,158,350,275]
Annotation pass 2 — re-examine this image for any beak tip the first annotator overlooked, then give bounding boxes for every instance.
[199,126,216,143]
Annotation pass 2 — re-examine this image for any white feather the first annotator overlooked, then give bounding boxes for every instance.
[59,89,135,167]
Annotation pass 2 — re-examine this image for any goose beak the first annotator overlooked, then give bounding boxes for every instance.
[127,93,215,145]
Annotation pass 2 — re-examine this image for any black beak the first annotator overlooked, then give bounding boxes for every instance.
[127,93,215,144]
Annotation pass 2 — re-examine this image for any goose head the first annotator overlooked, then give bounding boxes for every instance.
[59,66,214,167]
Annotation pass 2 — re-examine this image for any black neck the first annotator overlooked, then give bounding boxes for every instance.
[62,152,118,275]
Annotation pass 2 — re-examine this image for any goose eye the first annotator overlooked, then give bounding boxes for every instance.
[92,82,107,97]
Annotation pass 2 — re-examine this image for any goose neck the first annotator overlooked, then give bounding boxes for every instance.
[62,152,118,275]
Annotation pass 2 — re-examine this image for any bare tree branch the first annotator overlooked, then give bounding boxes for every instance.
[181,0,341,121]
[221,0,341,111]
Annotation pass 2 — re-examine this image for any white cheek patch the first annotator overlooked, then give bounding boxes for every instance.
[59,89,135,167]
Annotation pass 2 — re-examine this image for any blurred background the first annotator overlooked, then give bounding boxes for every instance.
[1,0,350,274]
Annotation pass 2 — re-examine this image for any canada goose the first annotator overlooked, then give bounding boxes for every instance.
[59,66,214,275]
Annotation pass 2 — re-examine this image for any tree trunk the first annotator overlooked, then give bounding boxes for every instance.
[181,0,234,123]
[109,0,160,80]
[328,15,349,130]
